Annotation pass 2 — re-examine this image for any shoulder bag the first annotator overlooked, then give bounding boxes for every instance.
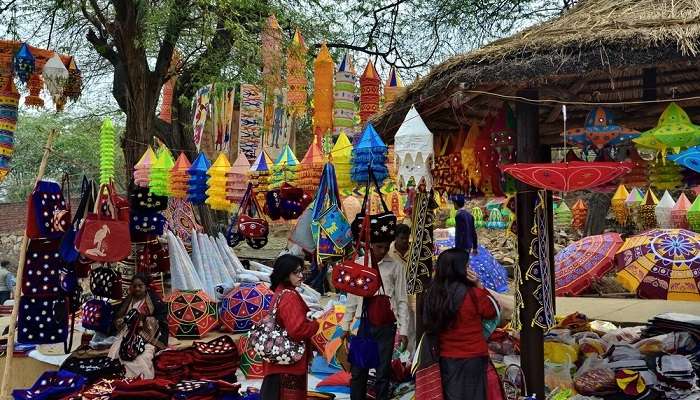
[26,179,71,240]
[78,183,131,262]
[350,167,397,244]
[468,287,501,339]
[119,309,146,361]
[249,289,306,365]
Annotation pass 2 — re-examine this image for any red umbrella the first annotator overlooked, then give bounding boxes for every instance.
[555,233,623,296]
[501,161,632,192]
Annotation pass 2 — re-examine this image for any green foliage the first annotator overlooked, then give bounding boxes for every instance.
[1,112,126,202]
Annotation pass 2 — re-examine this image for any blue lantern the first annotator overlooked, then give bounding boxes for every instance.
[12,43,35,84]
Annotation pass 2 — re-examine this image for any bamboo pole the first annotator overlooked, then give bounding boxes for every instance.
[0,130,57,399]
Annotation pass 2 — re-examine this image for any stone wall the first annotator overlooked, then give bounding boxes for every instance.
[0,234,22,272]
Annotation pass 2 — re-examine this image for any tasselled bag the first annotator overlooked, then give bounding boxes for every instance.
[78,183,131,262]
[249,289,306,365]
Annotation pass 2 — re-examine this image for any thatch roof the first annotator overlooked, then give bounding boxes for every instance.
[373,0,700,144]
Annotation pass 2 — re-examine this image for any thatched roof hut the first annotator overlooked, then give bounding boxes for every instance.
[373,0,700,145]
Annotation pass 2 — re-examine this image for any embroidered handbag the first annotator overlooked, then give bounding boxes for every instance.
[81,298,114,334]
[236,183,269,249]
[249,289,306,365]
[61,177,97,263]
[129,211,166,236]
[26,180,71,240]
[11,370,87,400]
[136,241,170,273]
[350,168,397,243]
[90,266,123,300]
[17,296,69,345]
[78,184,131,262]
[318,204,352,249]
[265,189,282,221]
[60,355,125,383]
[129,185,168,211]
[119,315,146,362]
[280,183,312,220]
[23,238,63,297]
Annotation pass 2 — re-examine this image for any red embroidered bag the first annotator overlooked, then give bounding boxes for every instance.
[78,184,131,262]
[236,183,269,249]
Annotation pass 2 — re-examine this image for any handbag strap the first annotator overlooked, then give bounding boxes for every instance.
[63,296,77,354]
[360,167,389,214]
[270,289,293,317]
[70,177,91,228]
[94,183,118,220]
[61,173,71,212]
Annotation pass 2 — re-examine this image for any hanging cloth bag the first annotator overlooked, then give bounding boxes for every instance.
[78,183,131,262]
[350,167,397,244]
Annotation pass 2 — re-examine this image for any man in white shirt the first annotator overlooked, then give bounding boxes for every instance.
[345,240,409,400]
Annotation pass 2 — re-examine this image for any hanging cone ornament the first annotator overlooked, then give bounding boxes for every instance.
[637,190,658,230]
[487,208,505,229]
[384,67,405,107]
[270,145,299,189]
[298,136,324,192]
[286,29,307,117]
[359,61,381,126]
[170,152,191,199]
[555,201,572,227]
[672,193,692,229]
[42,53,69,111]
[226,151,251,205]
[206,153,232,211]
[611,184,629,225]
[0,77,19,183]
[394,105,434,189]
[688,196,700,232]
[571,199,588,230]
[625,188,644,209]
[313,42,334,138]
[99,118,116,185]
[149,146,175,196]
[655,191,676,229]
[12,42,35,84]
[351,123,388,185]
[188,153,211,205]
[134,146,156,187]
[250,151,273,192]
[334,53,356,137]
[644,102,700,154]
[332,132,353,191]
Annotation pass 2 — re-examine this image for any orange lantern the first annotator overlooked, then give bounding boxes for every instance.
[359,61,381,126]
[571,199,588,230]
[286,29,307,117]
[313,42,334,138]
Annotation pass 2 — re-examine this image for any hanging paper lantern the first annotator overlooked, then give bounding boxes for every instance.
[637,190,658,230]
[226,151,251,205]
[611,184,629,225]
[170,152,191,199]
[384,67,405,106]
[644,102,700,153]
[472,206,484,228]
[332,132,354,191]
[672,193,692,229]
[622,147,649,188]
[25,73,44,108]
[394,105,434,189]
[312,42,334,138]
[633,130,667,160]
[298,136,324,192]
[688,195,700,232]
[159,52,180,124]
[571,199,588,230]
[359,61,381,126]
[63,57,82,102]
[270,145,299,189]
[99,118,116,185]
[564,107,639,150]
[42,53,69,110]
[188,153,211,205]
[0,78,19,182]
[334,53,356,137]
[286,29,307,117]
[250,151,273,192]
[555,201,572,227]
[649,159,682,190]
[261,14,283,94]
[12,42,35,84]
[655,191,676,229]
[351,123,388,185]
[134,146,156,187]
[150,146,175,196]
[490,105,516,164]
[206,153,232,211]
[486,208,506,229]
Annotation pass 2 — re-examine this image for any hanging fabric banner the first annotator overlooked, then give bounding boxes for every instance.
[213,84,235,153]
[406,190,437,295]
[192,84,212,152]
[238,83,264,163]
[263,88,290,161]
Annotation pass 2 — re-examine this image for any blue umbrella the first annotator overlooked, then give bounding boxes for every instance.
[669,146,700,173]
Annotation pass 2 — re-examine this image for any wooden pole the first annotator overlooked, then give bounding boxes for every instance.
[515,90,547,399]
[0,130,57,399]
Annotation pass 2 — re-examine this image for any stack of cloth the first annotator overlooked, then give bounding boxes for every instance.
[643,313,700,338]
[171,379,241,400]
[191,335,240,381]
[110,378,173,399]
[653,354,699,398]
[155,348,194,382]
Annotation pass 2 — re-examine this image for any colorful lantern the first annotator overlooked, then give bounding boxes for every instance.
[42,53,69,110]
[63,57,82,102]
[649,159,682,190]
[359,61,380,126]
[668,146,700,174]
[0,78,19,183]
[486,208,506,229]
[134,146,156,187]
[270,145,299,189]
[383,67,405,106]
[334,53,356,137]
[655,191,676,229]
[625,188,644,225]
[286,29,307,118]
[226,151,251,205]
[637,190,658,230]
[633,130,667,159]
[490,105,516,164]
[158,52,179,124]
[261,14,283,109]
[250,151,273,192]
[555,201,572,227]
[472,206,484,228]
[564,107,639,150]
[206,153,232,211]
[149,146,175,196]
[187,152,211,205]
[688,195,700,232]
[313,42,334,138]
[170,152,191,199]
[611,184,629,225]
[99,118,115,185]
[644,102,700,153]
[351,123,388,185]
[672,193,692,229]
[332,132,353,191]
[12,42,35,84]
[394,105,434,189]
[298,136,325,192]
[25,73,44,108]
[571,199,588,230]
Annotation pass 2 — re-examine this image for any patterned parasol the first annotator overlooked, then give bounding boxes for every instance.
[669,146,700,173]
[555,233,623,296]
[615,229,700,301]
[218,282,273,333]
[501,161,633,192]
[167,289,218,339]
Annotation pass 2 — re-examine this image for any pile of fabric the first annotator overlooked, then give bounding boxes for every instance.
[155,335,240,382]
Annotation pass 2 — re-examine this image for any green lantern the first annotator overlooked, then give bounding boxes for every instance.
[99,118,115,185]
[555,201,572,226]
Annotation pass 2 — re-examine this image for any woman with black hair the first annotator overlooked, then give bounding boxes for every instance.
[423,248,496,400]
[108,273,168,378]
[261,254,319,400]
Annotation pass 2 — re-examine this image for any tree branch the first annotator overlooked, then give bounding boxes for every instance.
[153,0,190,79]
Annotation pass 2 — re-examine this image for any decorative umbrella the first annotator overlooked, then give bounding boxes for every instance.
[611,184,629,225]
[501,161,632,192]
[218,282,273,333]
[394,105,434,189]
[469,245,509,293]
[564,107,639,150]
[615,229,700,301]
[643,102,700,154]
[669,146,700,173]
[167,289,218,338]
[655,191,676,229]
[238,333,264,379]
[555,233,623,296]
[672,193,692,229]
[311,304,346,362]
